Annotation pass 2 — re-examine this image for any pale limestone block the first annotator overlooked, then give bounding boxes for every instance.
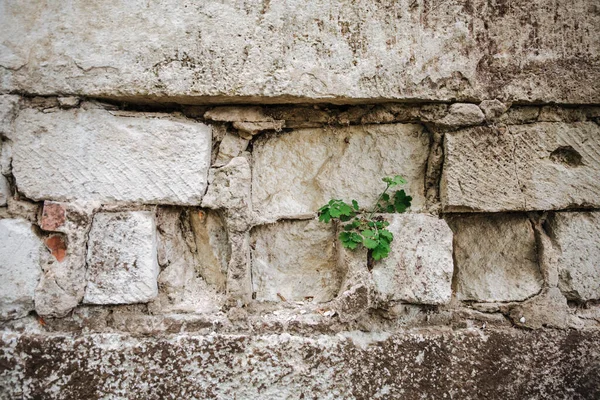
[447,214,543,302]
[545,211,600,301]
[251,220,343,303]
[442,122,600,212]
[11,107,211,205]
[253,124,430,219]
[371,214,453,305]
[84,211,159,305]
[0,219,43,319]
[433,103,485,128]
[1,2,599,104]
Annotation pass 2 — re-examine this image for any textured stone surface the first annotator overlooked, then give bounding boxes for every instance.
[2,330,599,400]
[442,122,600,212]
[0,95,19,136]
[84,211,159,305]
[149,208,223,315]
[35,202,94,317]
[190,210,230,293]
[203,157,253,232]
[447,214,543,302]
[11,107,211,204]
[253,124,429,219]
[433,103,485,128]
[509,288,582,330]
[0,174,8,206]
[251,220,342,303]
[545,211,600,301]
[0,219,42,320]
[214,132,249,167]
[371,214,454,305]
[1,1,599,104]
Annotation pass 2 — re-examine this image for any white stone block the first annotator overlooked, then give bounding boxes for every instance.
[447,214,543,302]
[442,122,600,212]
[11,107,211,205]
[253,124,429,219]
[546,212,600,301]
[371,214,454,305]
[0,219,43,319]
[251,220,343,303]
[1,2,598,104]
[84,211,159,305]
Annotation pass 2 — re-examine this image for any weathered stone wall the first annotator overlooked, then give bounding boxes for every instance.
[1,1,600,399]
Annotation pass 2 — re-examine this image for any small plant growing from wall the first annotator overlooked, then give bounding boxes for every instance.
[317,175,412,260]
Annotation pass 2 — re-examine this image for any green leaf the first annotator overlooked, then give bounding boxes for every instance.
[351,233,363,243]
[344,241,358,250]
[361,230,375,238]
[372,244,390,260]
[387,204,395,213]
[319,210,331,223]
[352,199,359,210]
[381,193,390,201]
[363,237,379,249]
[343,223,354,231]
[339,231,351,242]
[379,229,393,242]
[393,190,412,213]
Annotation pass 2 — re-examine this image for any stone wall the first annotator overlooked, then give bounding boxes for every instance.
[1,1,600,399]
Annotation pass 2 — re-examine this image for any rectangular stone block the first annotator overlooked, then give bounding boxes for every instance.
[253,124,429,219]
[446,214,543,302]
[11,107,211,205]
[442,122,600,212]
[545,212,600,301]
[84,211,159,305]
[0,219,42,320]
[371,214,454,305]
[251,220,343,303]
[1,1,599,104]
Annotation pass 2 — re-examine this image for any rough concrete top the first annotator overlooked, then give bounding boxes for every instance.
[1,0,598,104]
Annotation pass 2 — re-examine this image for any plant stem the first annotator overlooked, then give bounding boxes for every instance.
[367,183,391,220]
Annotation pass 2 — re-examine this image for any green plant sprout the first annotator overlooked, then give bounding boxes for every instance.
[317,175,412,260]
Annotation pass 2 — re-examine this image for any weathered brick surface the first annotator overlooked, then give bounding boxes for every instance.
[11,107,211,205]
[442,122,600,212]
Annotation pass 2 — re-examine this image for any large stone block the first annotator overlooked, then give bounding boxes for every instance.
[545,211,600,301]
[5,330,600,399]
[1,1,599,104]
[371,214,454,305]
[446,214,543,302]
[253,124,429,219]
[84,211,159,305]
[0,219,42,320]
[11,107,211,205]
[251,220,343,303]
[442,122,600,212]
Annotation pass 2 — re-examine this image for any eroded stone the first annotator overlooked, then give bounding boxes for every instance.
[479,99,509,121]
[251,220,342,303]
[433,103,485,128]
[447,214,543,302]
[0,219,42,320]
[149,208,223,315]
[84,211,159,305]
[0,174,9,206]
[545,211,600,301]
[442,122,600,212]
[509,288,582,330]
[11,107,211,205]
[1,2,599,104]
[253,124,430,219]
[371,214,454,305]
